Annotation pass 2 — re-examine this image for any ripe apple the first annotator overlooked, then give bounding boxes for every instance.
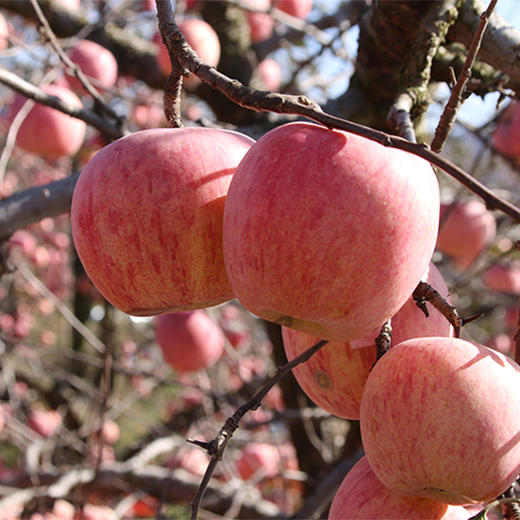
[360,337,520,505]
[155,310,224,373]
[492,101,520,164]
[223,122,440,342]
[155,19,220,83]
[65,40,118,92]
[245,0,275,43]
[169,447,210,476]
[274,0,313,19]
[483,262,520,295]
[28,409,62,437]
[236,442,281,480]
[329,456,468,519]
[70,127,254,315]
[282,263,453,420]
[257,57,281,91]
[8,84,86,159]
[0,13,9,50]
[436,200,496,270]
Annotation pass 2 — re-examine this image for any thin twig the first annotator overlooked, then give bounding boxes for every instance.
[431,0,499,152]
[188,339,329,520]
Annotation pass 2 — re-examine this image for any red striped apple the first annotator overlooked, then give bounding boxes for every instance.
[360,337,520,505]
[155,310,224,373]
[275,0,313,19]
[329,456,468,520]
[245,0,275,43]
[70,127,254,315]
[492,101,520,165]
[436,200,496,270]
[282,263,453,419]
[483,262,520,295]
[8,84,86,159]
[65,40,118,92]
[257,57,281,91]
[236,442,281,480]
[223,122,440,342]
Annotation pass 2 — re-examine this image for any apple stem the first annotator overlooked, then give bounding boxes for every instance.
[375,319,392,362]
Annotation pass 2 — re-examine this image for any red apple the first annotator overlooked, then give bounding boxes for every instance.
[0,13,9,50]
[100,420,120,445]
[436,200,496,270]
[70,127,254,315]
[360,337,520,505]
[492,101,520,164]
[282,263,453,420]
[155,310,224,373]
[28,409,62,437]
[223,122,440,342]
[82,504,117,520]
[245,0,274,43]
[483,262,520,295]
[65,40,118,92]
[155,19,220,83]
[169,447,210,476]
[236,442,281,480]
[257,57,281,91]
[55,0,80,9]
[274,0,313,19]
[7,84,86,159]
[52,499,75,519]
[329,456,468,519]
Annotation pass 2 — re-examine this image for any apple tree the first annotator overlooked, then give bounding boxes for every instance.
[1,0,520,518]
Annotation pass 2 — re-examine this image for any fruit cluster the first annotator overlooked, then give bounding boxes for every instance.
[69,119,520,517]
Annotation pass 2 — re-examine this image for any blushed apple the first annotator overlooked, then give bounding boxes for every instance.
[329,456,468,519]
[155,310,224,373]
[223,122,440,342]
[275,0,313,19]
[155,19,220,84]
[436,200,496,270]
[492,101,520,165]
[245,0,275,43]
[0,12,9,50]
[257,57,281,91]
[8,84,86,159]
[236,442,281,480]
[483,262,520,295]
[28,409,62,437]
[70,127,254,315]
[282,263,453,420]
[360,337,520,505]
[65,40,118,92]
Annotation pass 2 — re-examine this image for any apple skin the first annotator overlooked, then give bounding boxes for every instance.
[483,263,520,295]
[0,13,8,50]
[329,456,468,520]
[245,0,275,43]
[223,122,440,342]
[155,310,224,373]
[275,0,313,19]
[236,442,281,480]
[70,127,254,316]
[436,200,496,270]
[492,101,520,164]
[155,19,220,81]
[282,263,453,420]
[65,40,118,92]
[8,84,86,159]
[360,337,520,505]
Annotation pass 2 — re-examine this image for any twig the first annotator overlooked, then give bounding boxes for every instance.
[156,11,520,223]
[375,320,392,361]
[431,0,499,152]
[0,67,124,141]
[188,339,329,520]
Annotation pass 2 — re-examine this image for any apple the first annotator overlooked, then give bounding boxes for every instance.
[155,19,220,84]
[70,127,254,316]
[483,262,520,295]
[245,0,275,43]
[169,447,210,476]
[28,409,62,437]
[236,442,281,480]
[329,456,468,519]
[0,12,9,50]
[274,0,313,19]
[55,0,80,9]
[82,504,117,520]
[52,499,75,519]
[492,101,520,164]
[65,40,118,92]
[282,262,453,420]
[100,420,120,445]
[436,200,496,270]
[257,57,282,91]
[223,122,440,342]
[155,310,224,373]
[360,337,520,505]
[7,84,86,159]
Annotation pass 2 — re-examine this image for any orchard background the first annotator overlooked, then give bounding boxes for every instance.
[1,0,520,518]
